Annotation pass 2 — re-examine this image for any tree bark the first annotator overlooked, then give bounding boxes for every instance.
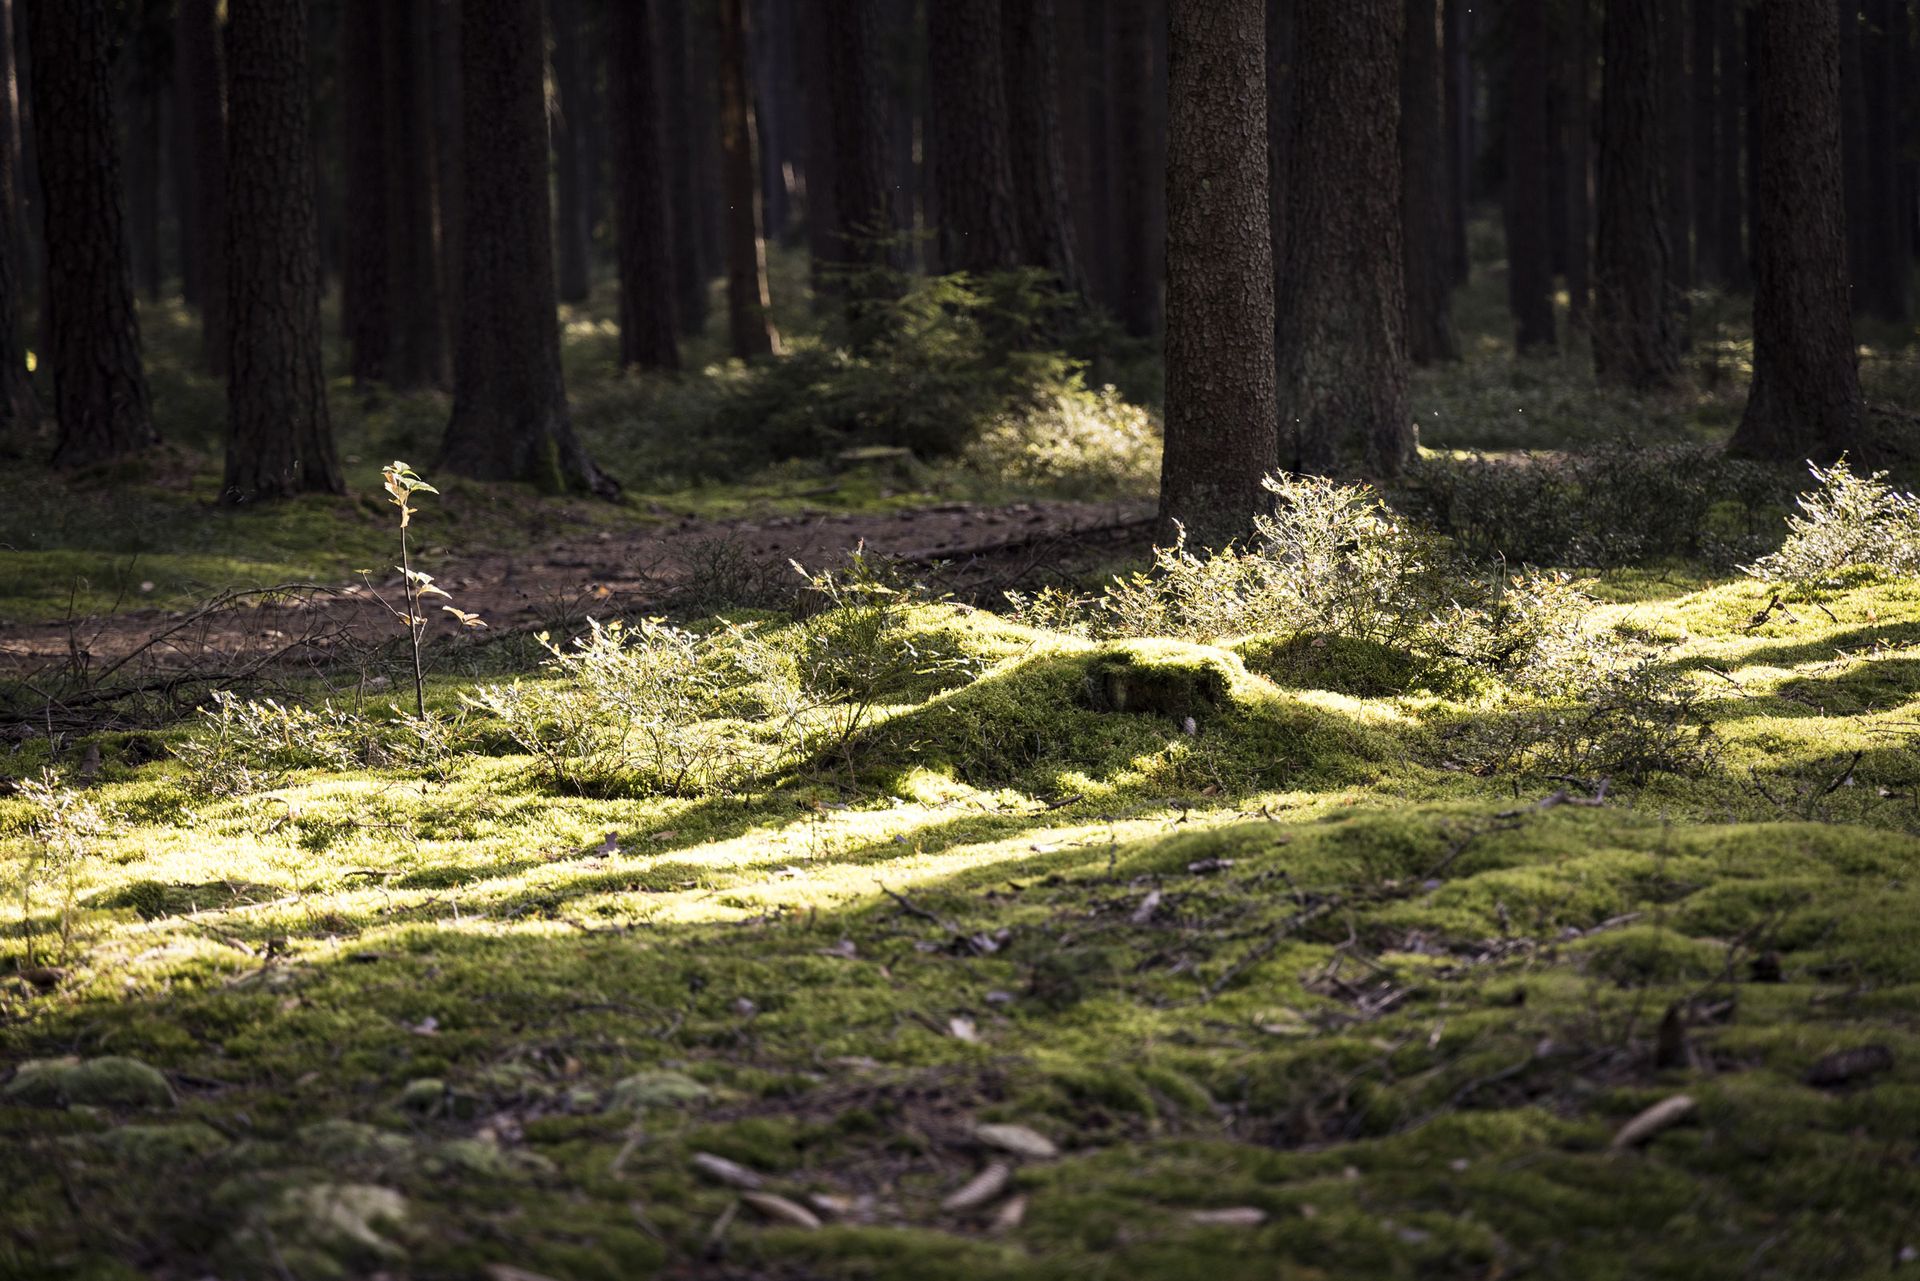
[1082,0,1117,311]
[1506,0,1556,353]
[927,0,1020,275]
[1443,0,1471,286]
[1401,0,1458,363]
[823,0,898,348]
[1056,0,1098,297]
[24,0,154,467]
[341,0,388,382]
[1727,0,1864,461]
[1161,0,1276,547]
[1713,0,1749,287]
[382,0,445,389]
[550,0,593,305]
[439,0,611,496]
[1003,0,1084,294]
[718,0,779,358]
[1111,0,1163,336]
[175,0,228,374]
[1660,0,1693,335]
[224,0,341,503]
[1268,0,1294,366]
[661,0,710,335]
[120,15,164,302]
[1691,0,1721,284]
[1556,0,1593,331]
[1279,0,1412,477]
[430,0,462,341]
[1593,0,1681,389]
[610,0,680,371]
[0,0,34,446]
[1859,0,1910,320]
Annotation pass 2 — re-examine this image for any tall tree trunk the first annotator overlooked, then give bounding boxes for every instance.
[550,0,593,304]
[823,0,898,348]
[1660,0,1693,337]
[0,0,34,446]
[1728,0,1863,461]
[224,0,341,503]
[1003,0,1084,294]
[1506,0,1556,353]
[1443,0,1471,286]
[1557,0,1592,331]
[1111,0,1163,336]
[1691,0,1721,284]
[430,0,462,342]
[1279,0,1411,477]
[1161,0,1275,547]
[24,0,154,467]
[689,9,725,314]
[927,0,1020,274]
[1859,0,1910,320]
[610,0,680,371]
[717,0,778,358]
[1082,0,1117,312]
[121,18,163,302]
[340,0,388,382]
[753,0,795,243]
[800,0,837,311]
[1056,0,1098,296]
[439,0,611,496]
[383,0,444,388]
[1268,0,1294,363]
[1713,0,1749,287]
[662,0,710,335]
[885,1,918,271]
[1593,0,1680,389]
[1401,0,1457,362]
[175,0,227,373]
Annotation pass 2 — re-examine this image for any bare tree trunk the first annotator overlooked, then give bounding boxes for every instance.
[928,0,1020,274]
[1111,0,1163,336]
[1268,0,1294,363]
[1004,0,1084,294]
[1506,0,1556,353]
[823,0,899,349]
[1714,0,1749,287]
[384,0,444,389]
[1859,0,1910,321]
[610,0,680,370]
[1691,0,1721,284]
[1660,0,1694,339]
[1557,0,1592,331]
[1728,0,1864,461]
[1401,0,1457,362]
[430,0,461,340]
[663,0,710,335]
[717,0,778,357]
[1082,0,1117,312]
[175,0,227,373]
[1443,0,1471,286]
[224,0,341,503]
[340,0,388,382]
[550,0,593,304]
[0,0,36,446]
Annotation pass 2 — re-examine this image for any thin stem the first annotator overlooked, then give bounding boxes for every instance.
[401,523,425,719]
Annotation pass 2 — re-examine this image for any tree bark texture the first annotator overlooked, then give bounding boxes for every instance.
[1111,0,1163,336]
[1506,0,1556,353]
[823,0,898,347]
[1714,0,1749,287]
[24,0,154,467]
[550,0,593,304]
[1401,0,1458,362]
[384,0,445,388]
[223,0,342,503]
[175,0,228,373]
[430,0,462,340]
[1002,0,1084,295]
[0,0,34,445]
[1443,0,1471,285]
[1859,0,1910,320]
[1556,0,1592,330]
[609,0,680,370]
[1691,0,1721,283]
[1268,0,1294,367]
[1728,0,1864,461]
[1278,0,1412,478]
[661,0,710,335]
[718,0,779,357]
[1161,0,1276,547]
[340,0,389,381]
[928,0,1020,274]
[1660,0,1694,330]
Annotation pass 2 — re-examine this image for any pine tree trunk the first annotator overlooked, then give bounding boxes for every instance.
[885,1,917,271]
[1691,0,1721,284]
[1279,0,1412,477]
[1003,0,1084,294]
[662,0,710,334]
[121,36,163,301]
[1593,0,1680,389]
[1082,0,1116,312]
[1056,0,1098,296]
[1860,0,1910,320]
[800,0,838,311]
[753,0,795,243]
[340,0,388,382]
[1727,0,1864,461]
[175,0,227,373]
[928,0,1020,274]
[1714,0,1749,287]
[430,0,462,341]
[1111,0,1163,336]
[223,0,341,503]
[1506,0,1556,353]
[718,0,778,358]
[689,10,725,311]
[1557,0,1592,331]
[24,0,154,467]
[439,0,611,497]
[0,0,35,445]
[610,0,680,371]
[824,0,898,348]
[1401,0,1457,363]
[383,0,444,389]
[1660,0,1693,337]
[1161,0,1275,547]
[1268,0,1294,362]
[1443,0,1471,286]
[550,0,593,305]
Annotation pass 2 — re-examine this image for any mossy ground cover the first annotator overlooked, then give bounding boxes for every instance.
[3,564,1920,1280]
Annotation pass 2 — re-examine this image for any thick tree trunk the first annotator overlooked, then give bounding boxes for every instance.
[24,0,154,467]
[1557,0,1593,331]
[383,0,444,389]
[1111,0,1164,337]
[799,0,837,311]
[1003,0,1084,294]
[1279,0,1411,477]
[823,0,898,348]
[1593,0,1681,389]
[175,0,227,373]
[754,0,796,243]
[1161,0,1275,547]
[885,1,918,271]
[1660,0,1693,337]
[224,0,341,503]
[1443,0,1471,286]
[1056,0,1098,296]
[550,0,593,305]
[1691,0,1721,284]
[1728,0,1864,461]
[609,0,680,371]
[340,0,388,382]
[1837,0,1871,314]
[1268,0,1294,364]
[0,0,34,445]
[662,0,710,335]
[439,0,611,496]
[689,9,725,313]
[1401,0,1457,363]
[1714,0,1749,287]
[431,0,462,340]
[1859,0,1910,321]
[1082,0,1117,312]
[1506,0,1556,353]
[121,32,163,301]
[717,0,778,358]
[928,0,1020,275]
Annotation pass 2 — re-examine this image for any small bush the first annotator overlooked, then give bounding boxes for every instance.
[961,379,1160,498]
[173,690,369,797]
[8,769,112,960]
[1744,459,1920,588]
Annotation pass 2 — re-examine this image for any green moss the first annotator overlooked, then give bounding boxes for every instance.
[1232,632,1425,697]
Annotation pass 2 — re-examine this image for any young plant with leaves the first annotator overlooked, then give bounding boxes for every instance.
[376,462,485,718]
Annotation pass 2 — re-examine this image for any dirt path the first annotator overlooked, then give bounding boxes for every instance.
[0,499,1153,683]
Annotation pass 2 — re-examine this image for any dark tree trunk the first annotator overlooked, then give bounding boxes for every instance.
[1003,0,1084,294]
[1691,0,1721,284]
[1161,0,1275,547]
[1056,0,1098,295]
[224,0,341,503]
[1593,0,1680,389]
[884,1,917,271]
[800,0,837,310]
[383,0,444,389]
[1859,0,1910,320]
[1443,0,1471,286]
[754,0,796,243]
[550,0,593,304]
[1268,0,1294,361]
[439,0,611,496]
[121,23,163,301]
[823,0,898,347]
[1111,0,1164,337]
[928,0,1020,274]
[718,0,778,358]
[24,0,154,467]
[662,0,710,335]
[175,0,227,373]
[1714,0,1749,287]
[1082,0,1117,311]
[1279,0,1411,477]
[609,0,680,370]
[1556,0,1592,331]
[1660,0,1693,336]
[0,0,35,445]
[689,8,725,312]
[341,0,388,382]
[431,0,462,339]
[1401,0,1457,362]
[1506,0,1556,353]
[1837,0,1871,313]
[1728,0,1863,461]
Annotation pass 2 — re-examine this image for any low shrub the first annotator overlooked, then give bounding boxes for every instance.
[1744,458,1920,588]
